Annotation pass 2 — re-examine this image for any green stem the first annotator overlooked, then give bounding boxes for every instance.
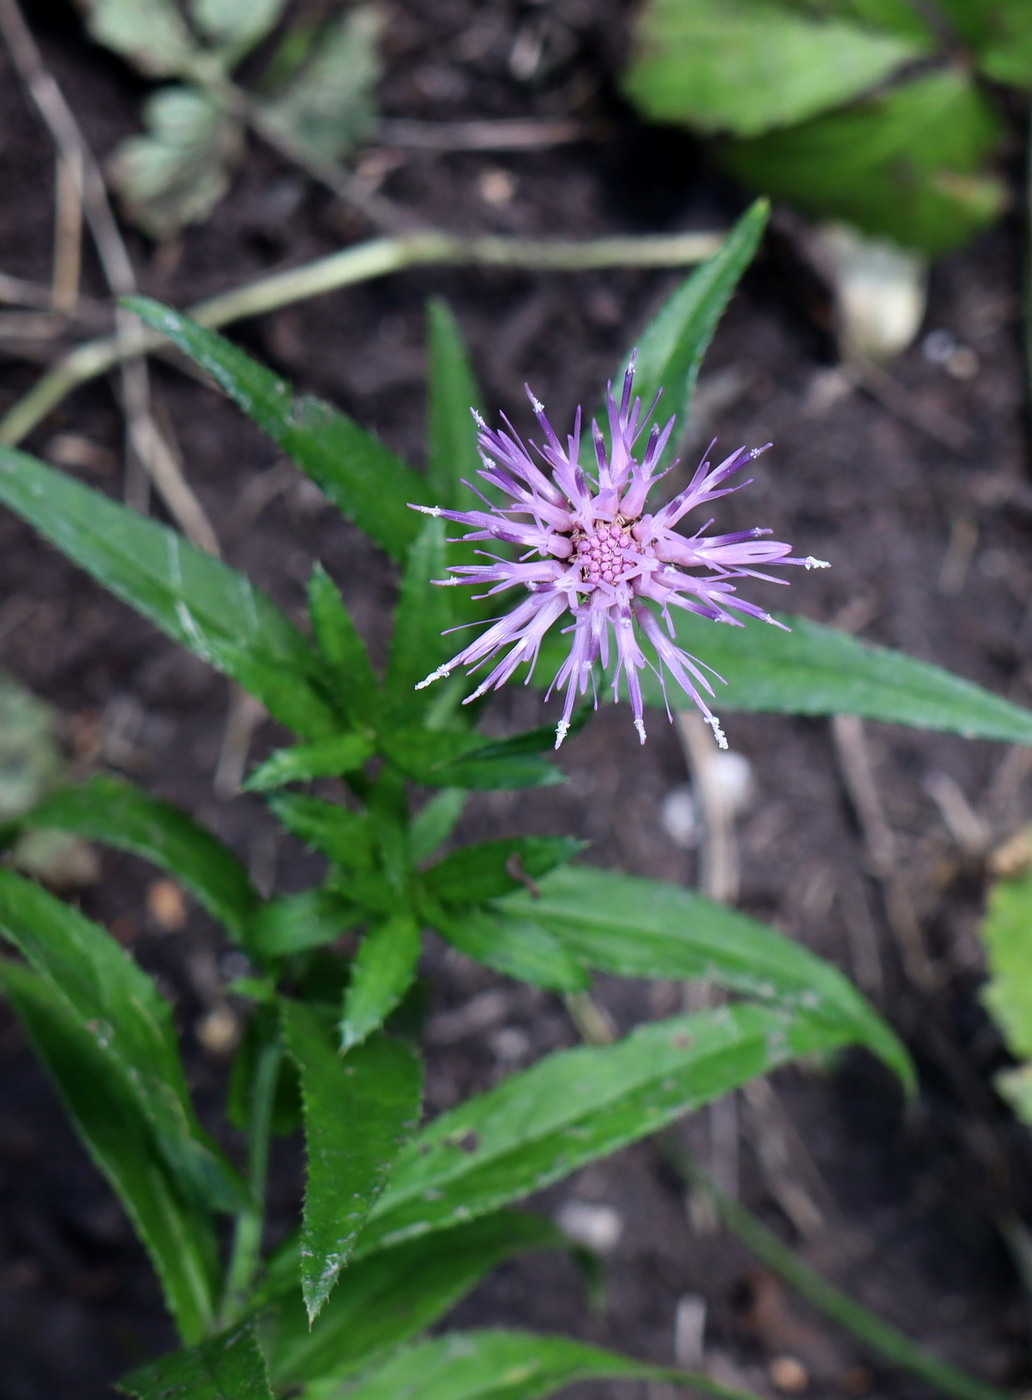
[0,229,722,447]
[219,1035,282,1328]
[668,1143,1015,1400]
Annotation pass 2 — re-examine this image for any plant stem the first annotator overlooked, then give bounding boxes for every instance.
[219,1035,281,1327]
[0,228,723,447]
[666,1141,1015,1400]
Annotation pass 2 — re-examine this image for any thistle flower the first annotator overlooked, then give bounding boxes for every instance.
[411,356,827,749]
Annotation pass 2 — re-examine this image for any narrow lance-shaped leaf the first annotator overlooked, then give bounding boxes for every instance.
[494,864,910,1085]
[281,1003,422,1320]
[428,904,588,993]
[619,198,768,447]
[427,297,483,509]
[266,1212,564,1390]
[247,888,363,960]
[410,788,467,863]
[327,1328,759,1400]
[382,728,562,791]
[0,444,336,739]
[340,913,421,1051]
[0,868,244,1211]
[307,563,381,728]
[357,1002,855,1257]
[26,775,261,944]
[383,515,452,727]
[118,1320,273,1400]
[266,791,375,871]
[125,298,432,561]
[0,959,218,1345]
[244,732,375,792]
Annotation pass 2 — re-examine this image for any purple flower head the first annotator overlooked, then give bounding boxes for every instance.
[410,355,827,749]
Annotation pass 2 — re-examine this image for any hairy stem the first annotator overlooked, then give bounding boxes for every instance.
[666,1141,1015,1400]
[0,229,722,447]
[219,1035,282,1327]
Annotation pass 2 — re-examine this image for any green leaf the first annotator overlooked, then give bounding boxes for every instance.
[383,729,562,791]
[640,608,1032,743]
[307,564,381,728]
[108,87,241,239]
[257,6,381,162]
[266,1213,563,1389]
[426,299,484,510]
[384,517,453,726]
[494,865,910,1084]
[0,444,336,739]
[358,1003,855,1255]
[720,68,1004,256]
[423,837,583,908]
[621,200,768,447]
[119,1321,273,1400]
[622,0,924,136]
[428,905,588,993]
[0,672,63,819]
[75,0,199,79]
[980,854,1032,1060]
[27,775,261,944]
[266,792,375,871]
[244,732,375,791]
[280,1004,422,1321]
[974,1,1032,89]
[0,959,217,1344]
[123,301,431,563]
[228,1004,300,1136]
[411,788,467,863]
[305,1329,753,1400]
[190,0,286,59]
[340,913,421,1051]
[0,868,245,1210]
[247,888,362,959]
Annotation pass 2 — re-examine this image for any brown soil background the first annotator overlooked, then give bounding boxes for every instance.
[2,3,1032,1398]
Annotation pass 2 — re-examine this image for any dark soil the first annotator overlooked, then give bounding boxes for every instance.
[2,4,1032,1398]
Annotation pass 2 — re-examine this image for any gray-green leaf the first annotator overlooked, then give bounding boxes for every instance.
[281,1004,422,1320]
[340,913,421,1051]
[74,0,198,79]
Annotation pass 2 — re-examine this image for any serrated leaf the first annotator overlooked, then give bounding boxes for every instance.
[0,444,336,738]
[411,788,467,863]
[0,959,217,1344]
[280,1004,422,1320]
[307,564,381,727]
[622,0,924,137]
[74,0,198,79]
[125,300,433,561]
[0,869,245,1211]
[118,1321,272,1400]
[384,517,452,726]
[720,68,1003,256]
[643,608,1032,743]
[620,200,768,448]
[109,87,241,239]
[266,1213,563,1390]
[428,905,588,993]
[340,913,421,1051]
[306,1329,741,1400]
[26,775,261,944]
[382,728,562,791]
[247,888,363,959]
[423,837,583,908]
[244,732,375,792]
[426,299,484,510]
[190,0,286,59]
[494,864,910,1084]
[357,1004,854,1256]
[258,6,381,161]
[266,792,375,870]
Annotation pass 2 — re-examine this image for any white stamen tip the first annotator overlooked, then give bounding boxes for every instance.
[411,503,442,517]
[414,666,451,690]
[530,395,544,413]
[471,409,486,427]
[554,719,570,750]
[804,556,830,570]
[705,714,728,749]
[634,717,647,745]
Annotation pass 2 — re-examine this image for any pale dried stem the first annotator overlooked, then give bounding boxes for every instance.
[51,150,83,314]
[675,710,738,904]
[831,714,937,990]
[0,0,219,553]
[214,687,267,799]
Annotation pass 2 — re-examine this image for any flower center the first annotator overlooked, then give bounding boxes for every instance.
[573,519,636,587]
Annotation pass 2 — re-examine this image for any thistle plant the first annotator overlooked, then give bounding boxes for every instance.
[413,362,827,748]
[0,203,1027,1400]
